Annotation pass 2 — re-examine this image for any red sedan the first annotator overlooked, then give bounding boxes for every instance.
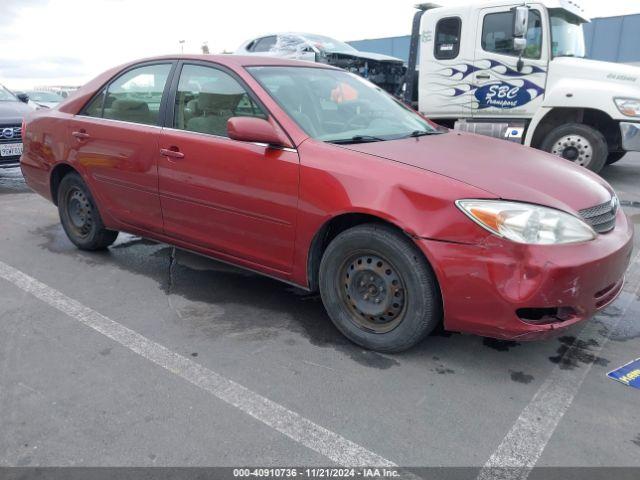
[20,55,634,352]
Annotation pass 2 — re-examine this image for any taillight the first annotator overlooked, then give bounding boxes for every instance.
[21,119,26,138]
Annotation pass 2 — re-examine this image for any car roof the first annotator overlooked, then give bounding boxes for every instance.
[126,54,340,69]
[57,54,340,114]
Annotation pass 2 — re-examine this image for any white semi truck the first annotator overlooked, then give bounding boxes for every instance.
[403,0,640,173]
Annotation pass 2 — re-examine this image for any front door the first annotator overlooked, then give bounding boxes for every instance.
[68,62,173,233]
[158,63,299,275]
[472,5,548,119]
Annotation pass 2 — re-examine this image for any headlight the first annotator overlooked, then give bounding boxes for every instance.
[615,98,640,117]
[456,200,596,245]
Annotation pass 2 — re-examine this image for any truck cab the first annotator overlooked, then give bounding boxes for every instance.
[408,0,640,173]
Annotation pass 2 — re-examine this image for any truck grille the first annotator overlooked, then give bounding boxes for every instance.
[0,125,22,144]
[579,197,618,234]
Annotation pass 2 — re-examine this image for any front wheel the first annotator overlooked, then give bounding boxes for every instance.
[540,123,608,173]
[58,172,119,250]
[319,224,441,353]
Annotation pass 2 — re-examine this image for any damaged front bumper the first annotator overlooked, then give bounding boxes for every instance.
[415,209,634,340]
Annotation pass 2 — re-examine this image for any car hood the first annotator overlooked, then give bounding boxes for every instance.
[338,132,613,213]
[327,49,404,64]
[0,101,32,124]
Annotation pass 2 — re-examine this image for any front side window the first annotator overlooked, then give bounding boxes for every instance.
[249,66,438,143]
[173,64,266,137]
[82,64,171,125]
[482,10,543,59]
[434,17,462,60]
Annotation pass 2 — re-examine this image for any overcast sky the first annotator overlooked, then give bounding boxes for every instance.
[2,0,640,89]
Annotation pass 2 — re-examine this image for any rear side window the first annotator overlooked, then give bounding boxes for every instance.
[82,91,105,117]
[482,10,542,59]
[252,36,277,52]
[434,17,461,60]
[173,64,267,137]
[82,63,171,126]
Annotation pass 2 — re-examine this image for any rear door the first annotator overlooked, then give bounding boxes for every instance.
[418,14,466,118]
[472,5,548,118]
[68,62,174,233]
[157,62,299,274]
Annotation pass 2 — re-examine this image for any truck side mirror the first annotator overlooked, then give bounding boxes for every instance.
[513,6,529,38]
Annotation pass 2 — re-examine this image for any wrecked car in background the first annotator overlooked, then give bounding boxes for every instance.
[236,32,406,95]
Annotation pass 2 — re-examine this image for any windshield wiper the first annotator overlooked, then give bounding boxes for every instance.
[329,135,387,144]
[404,130,441,138]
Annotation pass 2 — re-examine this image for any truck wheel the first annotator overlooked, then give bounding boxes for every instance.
[57,173,119,250]
[540,123,608,173]
[319,223,441,353]
[606,151,626,165]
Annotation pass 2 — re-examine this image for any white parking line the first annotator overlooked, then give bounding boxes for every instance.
[477,250,640,480]
[0,260,395,468]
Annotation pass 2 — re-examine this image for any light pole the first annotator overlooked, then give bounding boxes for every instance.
[179,40,185,54]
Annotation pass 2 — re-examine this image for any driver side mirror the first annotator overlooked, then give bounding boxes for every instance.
[227,117,291,148]
[513,6,529,38]
[513,6,529,52]
[16,93,29,103]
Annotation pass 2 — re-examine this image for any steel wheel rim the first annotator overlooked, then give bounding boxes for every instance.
[339,252,406,334]
[65,187,94,238]
[551,134,593,167]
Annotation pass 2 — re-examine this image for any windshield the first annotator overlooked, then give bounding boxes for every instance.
[248,66,437,143]
[300,34,358,53]
[0,85,18,102]
[26,91,63,102]
[549,8,586,58]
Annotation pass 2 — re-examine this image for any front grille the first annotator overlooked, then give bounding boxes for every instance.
[579,197,617,234]
[0,125,22,144]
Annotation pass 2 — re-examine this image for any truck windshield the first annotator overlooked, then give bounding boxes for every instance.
[249,66,438,143]
[0,86,18,102]
[549,8,586,58]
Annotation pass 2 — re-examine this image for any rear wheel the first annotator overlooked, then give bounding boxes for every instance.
[540,123,608,173]
[57,173,118,250]
[319,224,441,353]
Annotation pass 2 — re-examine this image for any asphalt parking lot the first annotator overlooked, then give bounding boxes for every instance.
[1,155,639,471]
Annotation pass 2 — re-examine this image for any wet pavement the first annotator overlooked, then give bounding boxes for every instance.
[1,155,639,469]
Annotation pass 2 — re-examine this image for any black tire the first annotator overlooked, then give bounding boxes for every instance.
[57,172,118,250]
[319,223,441,353]
[606,151,626,165]
[540,123,608,173]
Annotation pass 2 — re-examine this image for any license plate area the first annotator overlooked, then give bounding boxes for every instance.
[0,143,23,157]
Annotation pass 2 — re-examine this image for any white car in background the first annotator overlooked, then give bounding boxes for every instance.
[236,32,406,95]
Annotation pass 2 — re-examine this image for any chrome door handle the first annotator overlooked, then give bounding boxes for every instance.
[72,131,90,140]
[160,148,185,159]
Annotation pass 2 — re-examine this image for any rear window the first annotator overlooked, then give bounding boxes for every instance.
[81,63,171,126]
[434,17,462,60]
